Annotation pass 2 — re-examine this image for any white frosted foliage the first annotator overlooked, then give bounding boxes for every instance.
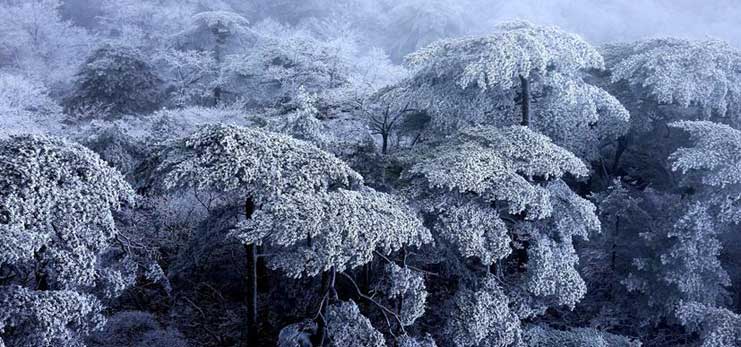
[326,301,387,347]
[609,38,741,118]
[234,189,431,277]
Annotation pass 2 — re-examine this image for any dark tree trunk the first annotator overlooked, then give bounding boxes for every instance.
[245,244,257,344]
[328,267,338,301]
[362,263,371,292]
[381,132,389,155]
[611,135,629,174]
[313,267,338,346]
[244,199,258,346]
[213,87,222,106]
[519,75,530,127]
[34,245,48,291]
[611,216,619,272]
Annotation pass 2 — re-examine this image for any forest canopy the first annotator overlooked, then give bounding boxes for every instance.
[1,1,741,347]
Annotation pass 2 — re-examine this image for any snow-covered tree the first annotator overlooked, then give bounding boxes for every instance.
[71,120,147,177]
[3,2,738,346]
[670,121,741,224]
[218,20,352,109]
[234,188,430,278]
[523,324,639,347]
[601,38,741,177]
[280,87,329,146]
[404,125,598,344]
[0,135,135,347]
[177,10,251,53]
[65,44,163,118]
[146,105,250,141]
[325,300,386,347]
[676,301,741,347]
[153,124,362,200]
[661,204,730,307]
[397,21,629,160]
[606,38,741,122]
[0,0,93,87]
[215,18,407,118]
[408,126,589,221]
[380,263,428,326]
[381,0,466,62]
[357,85,422,155]
[87,311,187,347]
[572,180,655,331]
[177,10,251,104]
[97,0,196,50]
[0,286,105,347]
[155,48,218,107]
[606,188,733,330]
[397,334,438,347]
[641,120,741,311]
[152,124,430,343]
[445,276,520,347]
[0,73,61,137]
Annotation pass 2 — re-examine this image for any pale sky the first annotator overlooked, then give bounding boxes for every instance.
[474,0,741,47]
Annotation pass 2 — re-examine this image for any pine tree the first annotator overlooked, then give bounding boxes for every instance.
[0,135,134,347]
[606,38,741,121]
[64,44,163,118]
[404,125,599,344]
[152,124,430,344]
[394,21,629,160]
[177,10,251,104]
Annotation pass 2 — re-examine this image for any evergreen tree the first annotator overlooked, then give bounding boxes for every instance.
[394,21,629,161]
[0,135,134,347]
[65,44,163,118]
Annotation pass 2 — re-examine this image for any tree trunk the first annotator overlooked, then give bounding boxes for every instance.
[519,75,530,127]
[244,198,258,346]
[34,245,48,291]
[245,244,257,344]
[381,131,389,155]
[362,263,371,292]
[611,216,619,272]
[611,135,629,174]
[313,267,338,346]
[213,87,222,106]
[327,267,338,301]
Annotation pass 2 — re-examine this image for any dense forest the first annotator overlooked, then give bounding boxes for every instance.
[2,1,741,346]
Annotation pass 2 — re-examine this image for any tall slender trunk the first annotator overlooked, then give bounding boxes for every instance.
[519,75,530,127]
[34,245,48,291]
[611,216,619,272]
[314,267,338,346]
[381,132,389,155]
[362,263,371,292]
[245,244,257,344]
[611,135,628,174]
[328,267,338,301]
[244,199,258,345]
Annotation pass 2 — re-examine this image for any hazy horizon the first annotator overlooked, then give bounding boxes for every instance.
[471,0,741,48]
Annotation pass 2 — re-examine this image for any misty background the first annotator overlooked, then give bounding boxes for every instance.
[476,0,741,47]
[59,0,741,55]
